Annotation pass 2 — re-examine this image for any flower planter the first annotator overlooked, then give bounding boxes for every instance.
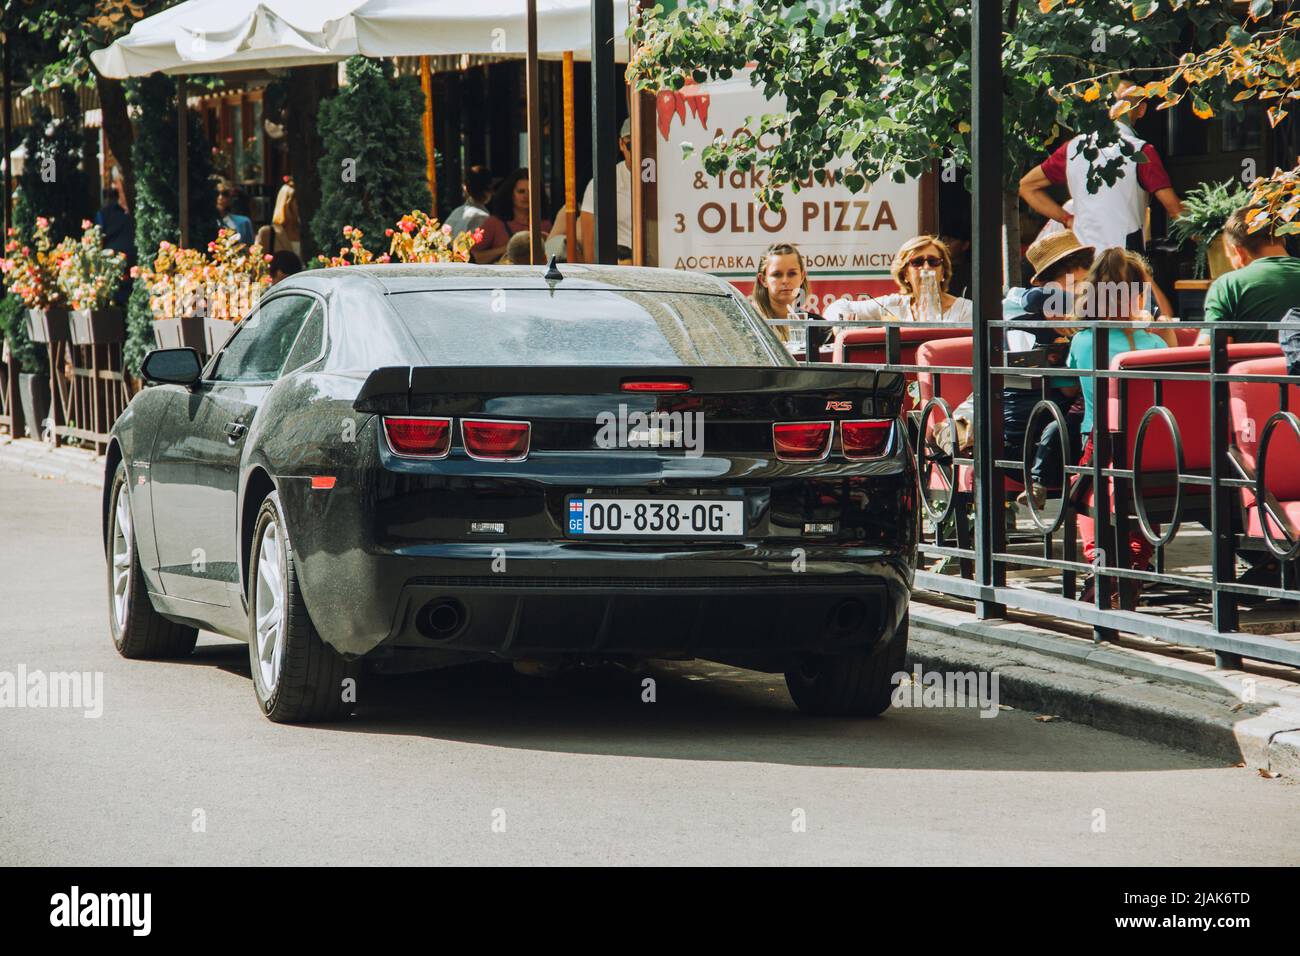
[25,307,72,344]
[1208,234,1232,280]
[204,317,236,354]
[18,371,51,441]
[70,306,127,345]
[153,316,208,353]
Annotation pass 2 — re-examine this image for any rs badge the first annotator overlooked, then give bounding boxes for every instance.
[825,400,852,412]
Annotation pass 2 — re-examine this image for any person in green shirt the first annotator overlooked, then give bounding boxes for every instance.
[1197,207,1300,345]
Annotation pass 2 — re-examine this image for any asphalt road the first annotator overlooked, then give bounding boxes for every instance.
[1,466,1297,866]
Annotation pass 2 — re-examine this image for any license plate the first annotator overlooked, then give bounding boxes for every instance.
[566,497,744,537]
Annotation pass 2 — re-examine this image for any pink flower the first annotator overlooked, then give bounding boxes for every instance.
[264,254,273,262]
[81,219,92,230]
[442,224,452,236]
[35,217,48,228]
[342,225,353,235]
[401,220,415,234]
[385,228,394,237]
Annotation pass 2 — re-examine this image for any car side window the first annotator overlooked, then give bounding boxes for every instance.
[210,295,315,383]
[282,302,325,374]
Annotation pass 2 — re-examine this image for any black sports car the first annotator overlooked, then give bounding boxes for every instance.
[104,264,915,722]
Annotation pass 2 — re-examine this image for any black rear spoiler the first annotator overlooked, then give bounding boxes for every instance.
[354,365,892,414]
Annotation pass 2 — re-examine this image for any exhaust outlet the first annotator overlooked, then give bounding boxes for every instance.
[827,598,867,636]
[416,598,467,640]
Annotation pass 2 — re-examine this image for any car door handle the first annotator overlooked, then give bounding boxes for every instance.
[224,421,247,441]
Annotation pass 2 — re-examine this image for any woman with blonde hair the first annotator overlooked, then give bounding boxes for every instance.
[824,235,973,324]
[749,241,830,359]
[255,178,302,259]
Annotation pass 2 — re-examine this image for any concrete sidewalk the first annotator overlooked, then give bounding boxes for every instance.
[911,600,1300,779]
[0,435,102,488]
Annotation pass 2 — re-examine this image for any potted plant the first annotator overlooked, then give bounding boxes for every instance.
[60,220,128,344]
[1,217,73,342]
[384,212,478,263]
[201,228,269,353]
[1170,179,1252,280]
[139,241,212,354]
[0,291,50,440]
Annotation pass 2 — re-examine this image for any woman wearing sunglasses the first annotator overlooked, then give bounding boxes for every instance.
[824,235,973,324]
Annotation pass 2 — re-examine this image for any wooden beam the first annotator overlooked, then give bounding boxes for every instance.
[420,55,437,214]
[177,75,189,248]
[563,52,577,242]
[525,0,544,264]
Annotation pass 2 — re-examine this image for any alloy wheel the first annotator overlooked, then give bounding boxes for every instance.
[111,487,133,631]
[254,521,286,695]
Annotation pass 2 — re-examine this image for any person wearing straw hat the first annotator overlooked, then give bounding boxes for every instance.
[1002,230,1092,507]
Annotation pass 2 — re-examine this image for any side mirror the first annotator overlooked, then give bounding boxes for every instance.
[141,348,203,386]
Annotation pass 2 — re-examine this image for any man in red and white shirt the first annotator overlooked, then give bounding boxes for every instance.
[1020,78,1183,256]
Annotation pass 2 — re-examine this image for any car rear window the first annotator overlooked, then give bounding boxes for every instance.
[387,289,790,367]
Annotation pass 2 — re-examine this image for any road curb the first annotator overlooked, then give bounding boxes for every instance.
[909,602,1300,777]
[0,437,102,488]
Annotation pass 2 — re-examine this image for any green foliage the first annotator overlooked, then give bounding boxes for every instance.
[629,0,1234,206]
[13,95,93,245]
[124,74,217,376]
[312,58,429,255]
[0,293,47,376]
[123,278,155,378]
[16,2,158,89]
[1171,179,1253,279]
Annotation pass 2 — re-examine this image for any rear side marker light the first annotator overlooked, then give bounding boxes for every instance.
[773,421,833,462]
[461,419,531,461]
[621,380,691,392]
[384,416,452,458]
[841,419,894,460]
[310,476,336,490]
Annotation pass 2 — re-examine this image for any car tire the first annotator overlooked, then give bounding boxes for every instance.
[107,461,199,659]
[247,490,356,723]
[784,610,909,717]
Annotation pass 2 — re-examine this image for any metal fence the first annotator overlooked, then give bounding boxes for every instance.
[777,315,1300,671]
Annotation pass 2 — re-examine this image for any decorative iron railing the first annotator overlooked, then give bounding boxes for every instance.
[775,315,1300,670]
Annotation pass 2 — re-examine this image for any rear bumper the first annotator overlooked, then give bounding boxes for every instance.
[291,532,911,665]
[381,562,909,670]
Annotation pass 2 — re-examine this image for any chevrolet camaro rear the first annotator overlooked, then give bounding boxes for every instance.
[104,265,916,723]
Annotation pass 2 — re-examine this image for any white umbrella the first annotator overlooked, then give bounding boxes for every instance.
[352,0,630,61]
[90,0,629,77]
[90,1,364,78]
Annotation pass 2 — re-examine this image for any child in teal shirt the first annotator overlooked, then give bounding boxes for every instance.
[1065,249,1179,605]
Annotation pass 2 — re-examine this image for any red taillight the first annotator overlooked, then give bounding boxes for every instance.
[384,416,451,458]
[773,421,833,462]
[621,380,691,392]
[461,419,531,461]
[841,419,894,459]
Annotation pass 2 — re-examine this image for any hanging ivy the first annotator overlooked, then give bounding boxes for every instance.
[11,92,93,247]
[123,74,217,376]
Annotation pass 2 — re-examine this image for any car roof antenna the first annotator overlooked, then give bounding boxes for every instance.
[544,255,564,282]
